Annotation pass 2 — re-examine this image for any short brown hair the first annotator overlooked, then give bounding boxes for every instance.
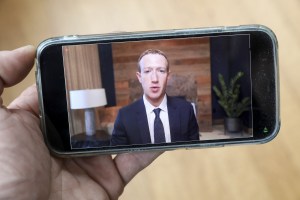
[137,49,169,72]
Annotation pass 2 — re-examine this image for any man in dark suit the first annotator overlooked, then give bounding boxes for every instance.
[110,49,199,146]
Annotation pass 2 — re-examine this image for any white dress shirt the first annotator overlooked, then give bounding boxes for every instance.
[143,95,171,143]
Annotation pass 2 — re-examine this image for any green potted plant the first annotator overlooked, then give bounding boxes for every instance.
[213,71,250,133]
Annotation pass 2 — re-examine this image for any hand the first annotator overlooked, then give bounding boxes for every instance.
[0,46,161,200]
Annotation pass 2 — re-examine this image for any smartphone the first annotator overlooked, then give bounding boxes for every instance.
[36,25,280,156]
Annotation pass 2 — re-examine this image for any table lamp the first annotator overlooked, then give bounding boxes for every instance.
[69,88,107,136]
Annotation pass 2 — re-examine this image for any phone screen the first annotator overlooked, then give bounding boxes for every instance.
[37,27,279,154]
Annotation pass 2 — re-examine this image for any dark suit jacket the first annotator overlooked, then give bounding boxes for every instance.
[110,96,199,146]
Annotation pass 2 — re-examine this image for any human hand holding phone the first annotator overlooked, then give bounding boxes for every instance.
[0,46,160,200]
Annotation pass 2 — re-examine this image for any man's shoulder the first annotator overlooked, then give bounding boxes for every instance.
[167,96,192,108]
[119,98,143,113]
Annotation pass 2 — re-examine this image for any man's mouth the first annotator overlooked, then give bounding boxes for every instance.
[150,86,160,92]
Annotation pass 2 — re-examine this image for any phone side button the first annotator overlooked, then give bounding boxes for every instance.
[63,35,79,39]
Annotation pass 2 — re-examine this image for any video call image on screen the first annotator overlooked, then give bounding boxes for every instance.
[62,35,253,149]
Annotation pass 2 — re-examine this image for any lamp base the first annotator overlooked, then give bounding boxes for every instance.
[85,108,96,136]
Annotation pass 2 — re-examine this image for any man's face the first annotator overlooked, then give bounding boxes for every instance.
[136,53,169,106]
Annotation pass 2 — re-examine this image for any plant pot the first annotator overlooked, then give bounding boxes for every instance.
[225,117,242,133]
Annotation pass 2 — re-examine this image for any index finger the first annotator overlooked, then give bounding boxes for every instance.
[0,45,36,90]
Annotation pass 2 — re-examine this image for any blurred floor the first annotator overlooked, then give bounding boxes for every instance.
[0,0,299,199]
[201,125,251,140]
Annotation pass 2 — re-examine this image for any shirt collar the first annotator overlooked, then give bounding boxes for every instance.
[143,94,168,114]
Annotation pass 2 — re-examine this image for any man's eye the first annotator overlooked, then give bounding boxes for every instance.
[159,69,166,73]
[144,70,151,73]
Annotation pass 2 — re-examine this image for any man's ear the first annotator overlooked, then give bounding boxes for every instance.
[136,72,142,83]
[167,71,171,81]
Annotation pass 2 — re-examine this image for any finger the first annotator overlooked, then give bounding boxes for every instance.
[8,84,39,117]
[0,45,35,89]
[114,151,162,184]
[73,155,125,200]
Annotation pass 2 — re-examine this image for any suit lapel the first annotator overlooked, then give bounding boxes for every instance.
[167,96,181,142]
[136,98,152,144]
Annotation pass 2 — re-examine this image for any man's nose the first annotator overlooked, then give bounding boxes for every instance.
[151,71,158,82]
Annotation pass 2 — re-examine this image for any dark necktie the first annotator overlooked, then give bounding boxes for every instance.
[153,108,166,143]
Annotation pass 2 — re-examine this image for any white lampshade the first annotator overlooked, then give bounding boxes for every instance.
[69,88,107,109]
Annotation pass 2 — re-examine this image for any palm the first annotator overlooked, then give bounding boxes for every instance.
[0,46,160,200]
[0,106,123,199]
[0,105,52,199]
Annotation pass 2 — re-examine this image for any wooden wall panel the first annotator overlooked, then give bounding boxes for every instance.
[62,44,102,135]
[63,44,102,90]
